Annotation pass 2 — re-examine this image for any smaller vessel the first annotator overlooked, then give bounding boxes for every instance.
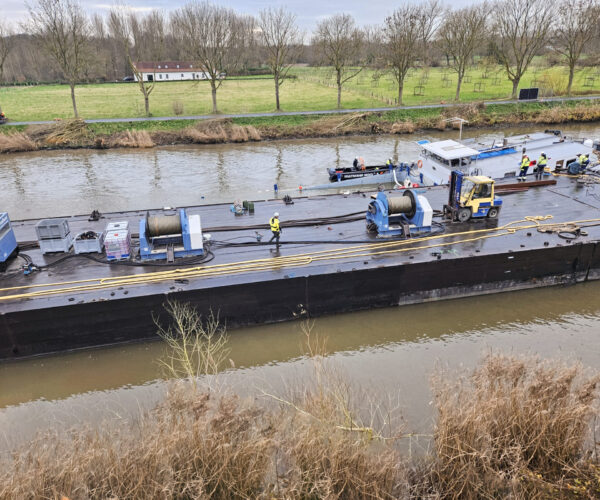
[417,131,599,186]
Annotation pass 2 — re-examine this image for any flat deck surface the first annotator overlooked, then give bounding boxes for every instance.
[2,175,600,314]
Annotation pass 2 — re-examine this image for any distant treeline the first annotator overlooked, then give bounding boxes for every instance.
[0,0,599,115]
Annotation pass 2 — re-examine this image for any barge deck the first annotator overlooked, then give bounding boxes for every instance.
[2,175,600,359]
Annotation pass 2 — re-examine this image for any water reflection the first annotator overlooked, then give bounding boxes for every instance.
[3,123,599,220]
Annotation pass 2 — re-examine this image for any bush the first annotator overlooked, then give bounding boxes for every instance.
[172,100,184,116]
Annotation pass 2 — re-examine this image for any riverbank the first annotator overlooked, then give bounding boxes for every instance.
[1,342,598,498]
[1,100,600,154]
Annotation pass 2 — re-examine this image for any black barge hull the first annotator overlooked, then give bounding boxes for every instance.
[2,177,600,359]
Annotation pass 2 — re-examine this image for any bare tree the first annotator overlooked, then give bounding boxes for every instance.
[313,14,364,109]
[109,8,165,117]
[382,5,422,106]
[439,4,489,101]
[27,0,91,118]
[0,25,14,84]
[172,1,244,114]
[417,0,444,66]
[258,7,302,111]
[492,0,556,99]
[553,0,600,95]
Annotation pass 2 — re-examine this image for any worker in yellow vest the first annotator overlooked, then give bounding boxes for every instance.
[579,153,589,169]
[536,152,548,180]
[269,212,281,247]
[518,154,530,181]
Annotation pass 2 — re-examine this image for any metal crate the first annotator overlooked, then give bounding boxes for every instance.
[36,218,70,240]
[106,221,129,232]
[73,231,105,254]
[39,234,73,254]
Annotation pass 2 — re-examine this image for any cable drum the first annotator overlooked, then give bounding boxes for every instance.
[388,191,416,218]
[147,214,182,237]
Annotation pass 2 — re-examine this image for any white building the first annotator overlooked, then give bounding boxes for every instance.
[132,62,215,82]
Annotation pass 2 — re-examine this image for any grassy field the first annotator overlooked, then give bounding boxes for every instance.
[0,77,383,122]
[292,64,600,106]
[0,64,598,122]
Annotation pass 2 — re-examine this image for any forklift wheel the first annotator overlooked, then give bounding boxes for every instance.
[457,208,471,222]
[487,207,499,219]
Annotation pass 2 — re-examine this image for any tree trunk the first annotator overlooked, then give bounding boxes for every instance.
[336,70,342,109]
[511,78,519,100]
[70,83,78,118]
[275,75,280,111]
[567,63,575,96]
[398,83,404,106]
[455,74,463,101]
[211,80,218,114]
[144,92,150,117]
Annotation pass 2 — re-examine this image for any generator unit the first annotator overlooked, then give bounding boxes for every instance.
[366,190,433,238]
[139,209,203,261]
[0,212,18,272]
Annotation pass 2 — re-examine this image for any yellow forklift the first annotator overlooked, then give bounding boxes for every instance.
[443,170,503,222]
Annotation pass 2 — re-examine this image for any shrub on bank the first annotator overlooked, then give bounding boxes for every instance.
[0,350,597,499]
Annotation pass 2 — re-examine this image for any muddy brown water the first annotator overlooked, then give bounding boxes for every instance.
[1,123,600,451]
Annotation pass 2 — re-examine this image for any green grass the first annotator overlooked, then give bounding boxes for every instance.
[291,64,600,106]
[0,78,383,122]
[0,63,598,123]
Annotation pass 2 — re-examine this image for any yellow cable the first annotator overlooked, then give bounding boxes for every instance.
[2,215,599,303]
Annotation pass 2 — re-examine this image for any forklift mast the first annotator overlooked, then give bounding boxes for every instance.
[448,170,463,209]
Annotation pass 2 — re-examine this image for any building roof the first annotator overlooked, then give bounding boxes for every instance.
[132,61,204,73]
[422,140,480,160]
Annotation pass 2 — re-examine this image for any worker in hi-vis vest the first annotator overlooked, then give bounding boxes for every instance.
[536,152,547,180]
[518,154,530,181]
[269,212,281,247]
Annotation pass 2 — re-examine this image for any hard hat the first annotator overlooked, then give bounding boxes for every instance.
[541,152,545,155]
[274,212,279,217]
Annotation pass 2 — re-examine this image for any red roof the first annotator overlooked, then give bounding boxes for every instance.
[133,61,204,73]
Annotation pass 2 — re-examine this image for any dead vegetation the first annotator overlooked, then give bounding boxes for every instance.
[429,354,600,499]
[1,102,600,154]
[1,303,599,499]
[0,132,38,153]
[108,129,155,148]
[26,119,94,146]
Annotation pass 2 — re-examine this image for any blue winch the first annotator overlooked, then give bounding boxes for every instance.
[139,209,204,261]
[0,212,18,272]
[366,190,433,238]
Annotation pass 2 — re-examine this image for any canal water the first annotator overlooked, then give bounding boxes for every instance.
[1,123,600,451]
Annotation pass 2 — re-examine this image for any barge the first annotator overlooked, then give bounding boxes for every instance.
[1,175,600,359]
[319,131,599,190]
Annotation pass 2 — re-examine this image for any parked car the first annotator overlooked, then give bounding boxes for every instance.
[122,76,134,82]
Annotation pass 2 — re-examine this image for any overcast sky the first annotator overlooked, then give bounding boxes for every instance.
[3,0,476,29]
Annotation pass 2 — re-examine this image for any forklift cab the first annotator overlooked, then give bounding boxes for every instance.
[445,171,502,222]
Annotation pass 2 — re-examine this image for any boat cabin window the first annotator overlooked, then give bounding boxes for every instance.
[450,156,472,168]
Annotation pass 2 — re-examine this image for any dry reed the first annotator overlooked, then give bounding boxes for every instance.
[391,121,416,134]
[0,132,37,153]
[27,119,93,146]
[430,354,600,499]
[109,130,155,148]
[1,305,599,499]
